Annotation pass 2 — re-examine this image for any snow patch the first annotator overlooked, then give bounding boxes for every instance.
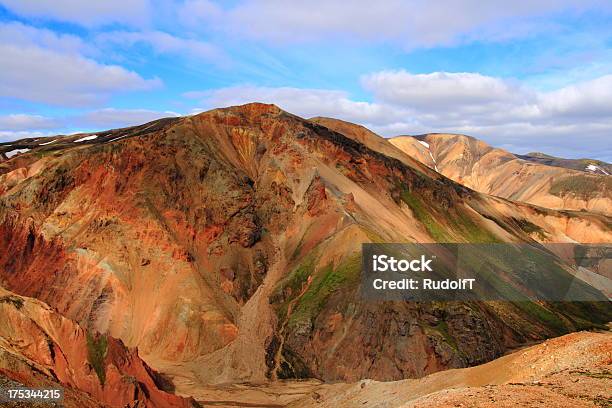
[5,148,30,158]
[39,139,57,146]
[107,135,128,143]
[73,135,98,143]
[586,164,610,175]
[417,139,439,172]
[429,151,439,172]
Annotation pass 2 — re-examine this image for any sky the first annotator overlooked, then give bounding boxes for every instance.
[1,1,611,161]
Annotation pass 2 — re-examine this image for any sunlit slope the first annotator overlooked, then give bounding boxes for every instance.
[390,133,612,213]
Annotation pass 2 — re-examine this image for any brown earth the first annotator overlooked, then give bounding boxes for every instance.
[0,103,610,406]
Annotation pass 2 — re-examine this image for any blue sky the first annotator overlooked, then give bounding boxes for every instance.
[1,1,611,160]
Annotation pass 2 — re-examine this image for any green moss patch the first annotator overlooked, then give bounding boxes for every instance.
[512,302,567,335]
[550,175,611,199]
[400,190,450,242]
[550,301,612,331]
[434,321,459,352]
[86,332,108,386]
[288,255,361,329]
[273,254,317,322]
[400,189,499,243]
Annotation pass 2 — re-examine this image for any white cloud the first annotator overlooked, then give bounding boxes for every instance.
[0,108,181,143]
[178,0,223,28]
[0,114,59,131]
[0,23,161,106]
[179,0,609,47]
[0,0,150,27]
[0,44,161,106]
[364,71,612,160]
[74,108,180,128]
[96,30,227,64]
[190,85,409,124]
[538,74,612,119]
[362,71,531,109]
[0,22,91,55]
[357,70,612,124]
[0,130,52,143]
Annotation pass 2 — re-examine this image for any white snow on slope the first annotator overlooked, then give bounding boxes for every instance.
[5,148,30,158]
[429,153,439,172]
[39,139,57,145]
[418,140,438,172]
[107,135,128,143]
[73,135,98,143]
[586,164,610,175]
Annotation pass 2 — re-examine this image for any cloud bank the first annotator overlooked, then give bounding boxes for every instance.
[0,0,150,27]
[0,23,161,106]
[190,71,612,160]
[179,0,609,47]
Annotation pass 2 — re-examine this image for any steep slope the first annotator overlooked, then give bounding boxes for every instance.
[289,330,612,408]
[389,133,612,213]
[308,116,435,176]
[0,286,196,408]
[0,103,610,401]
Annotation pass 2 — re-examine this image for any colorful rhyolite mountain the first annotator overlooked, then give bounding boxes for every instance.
[0,104,610,407]
[386,132,611,213]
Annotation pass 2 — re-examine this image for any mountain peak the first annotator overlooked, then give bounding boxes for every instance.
[196,102,284,119]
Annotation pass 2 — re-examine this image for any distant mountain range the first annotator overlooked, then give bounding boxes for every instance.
[386,132,611,213]
[0,104,610,407]
[517,152,611,175]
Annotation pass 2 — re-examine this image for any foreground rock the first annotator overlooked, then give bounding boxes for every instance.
[289,330,612,407]
[0,287,197,408]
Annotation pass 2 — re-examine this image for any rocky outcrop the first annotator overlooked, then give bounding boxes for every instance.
[0,287,196,408]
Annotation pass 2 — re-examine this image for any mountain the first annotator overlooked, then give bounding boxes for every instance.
[518,152,612,176]
[389,133,612,213]
[0,103,610,406]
